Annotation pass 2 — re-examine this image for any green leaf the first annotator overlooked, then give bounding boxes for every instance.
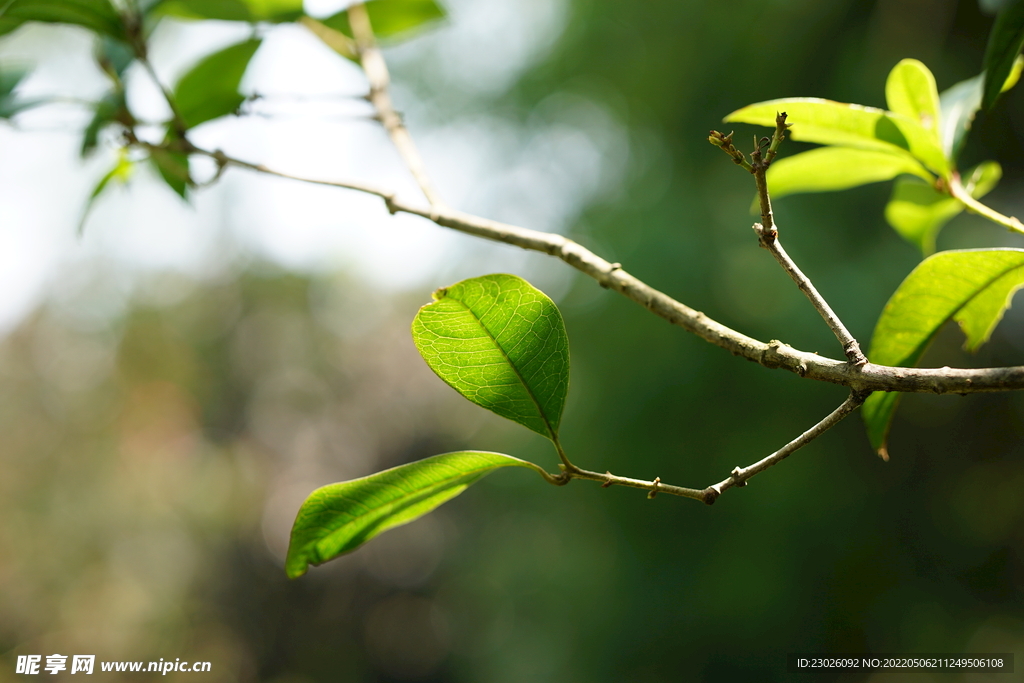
[79,149,133,234]
[983,0,1024,109]
[173,38,261,129]
[938,57,1022,159]
[149,146,190,199]
[885,59,941,141]
[81,90,128,157]
[153,0,301,22]
[765,147,933,199]
[239,0,303,22]
[155,0,251,21]
[320,0,445,41]
[286,451,538,578]
[0,0,126,41]
[0,64,32,119]
[885,162,1001,255]
[412,274,569,440]
[864,248,1024,455]
[725,98,950,178]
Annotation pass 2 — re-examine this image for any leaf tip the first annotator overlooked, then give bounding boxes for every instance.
[877,445,890,462]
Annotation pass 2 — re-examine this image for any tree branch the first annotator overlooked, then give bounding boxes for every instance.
[347,3,445,212]
[733,114,867,365]
[752,224,866,364]
[182,143,1024,397]
[702,392,866,504]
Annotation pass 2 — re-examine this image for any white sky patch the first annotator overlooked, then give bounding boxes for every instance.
[0,0,626,334]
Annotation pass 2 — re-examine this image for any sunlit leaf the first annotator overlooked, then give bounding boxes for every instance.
[885,59,941,141]
[154,0,301,22]
[725,98,950,177]
[239,0,303,22]
[286,451,540,578]
[78,149,133,234]
[0,0,126,41]
[766,147,932,199]
[150,145,190,199]
[885,162,1001,255]
[320,0,445,41]
[155,0,251,21]
[863,248,1024,455]
[173,38,261,129]
[940,57,1023,158]
[983,0,1024,109]
[412,274,569,440]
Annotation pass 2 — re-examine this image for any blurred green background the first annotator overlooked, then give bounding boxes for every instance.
[2,0,1024,681]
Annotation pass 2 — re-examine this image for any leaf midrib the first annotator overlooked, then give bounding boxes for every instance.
[449,295,558,440]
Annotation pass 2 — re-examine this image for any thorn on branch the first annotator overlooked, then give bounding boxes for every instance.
[601,473,614,487]
[647,477,661,499]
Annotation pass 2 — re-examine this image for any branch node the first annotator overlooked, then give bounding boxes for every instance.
[730,467,747,487]
[647,477,661,499]
[601,472,614,488]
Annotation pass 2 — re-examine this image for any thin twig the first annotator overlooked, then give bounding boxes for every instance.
[347,3,445,212]
[181,144,1024,397]
[702,392,866,504]
[753,223,867,365]
[742,113,866,364]
[948,175,1024,235]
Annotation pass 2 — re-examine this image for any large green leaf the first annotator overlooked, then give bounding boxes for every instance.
[0,0,125,40]
[320,0,445,41]
[885,59,941,142]
[863,248,1024,455]
[765,147,932,199]
[885,161,1001,255]
[983,0,1024,109]
[939,58,1023,159]
[412,274,569,440]
[725,98,950,177]
[173,38,261,129]
[286,451,537,578]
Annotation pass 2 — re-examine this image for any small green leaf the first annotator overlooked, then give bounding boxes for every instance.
[0,0,126,40]
[885,59,941,141]
[173,38,261,130]
[725,98,950,177]
[766,147,933,199]
[864,248,1024,454]
[286,451,539,578]
[150,146,190,199]
[79,149,133,234]
[412,274,569,440]
[81,90,128,157]
[0,64,33,119]
[320,0,445,41]
[885,161,1001,255]
[938,57,1022,159]
[983,0,1024,109]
